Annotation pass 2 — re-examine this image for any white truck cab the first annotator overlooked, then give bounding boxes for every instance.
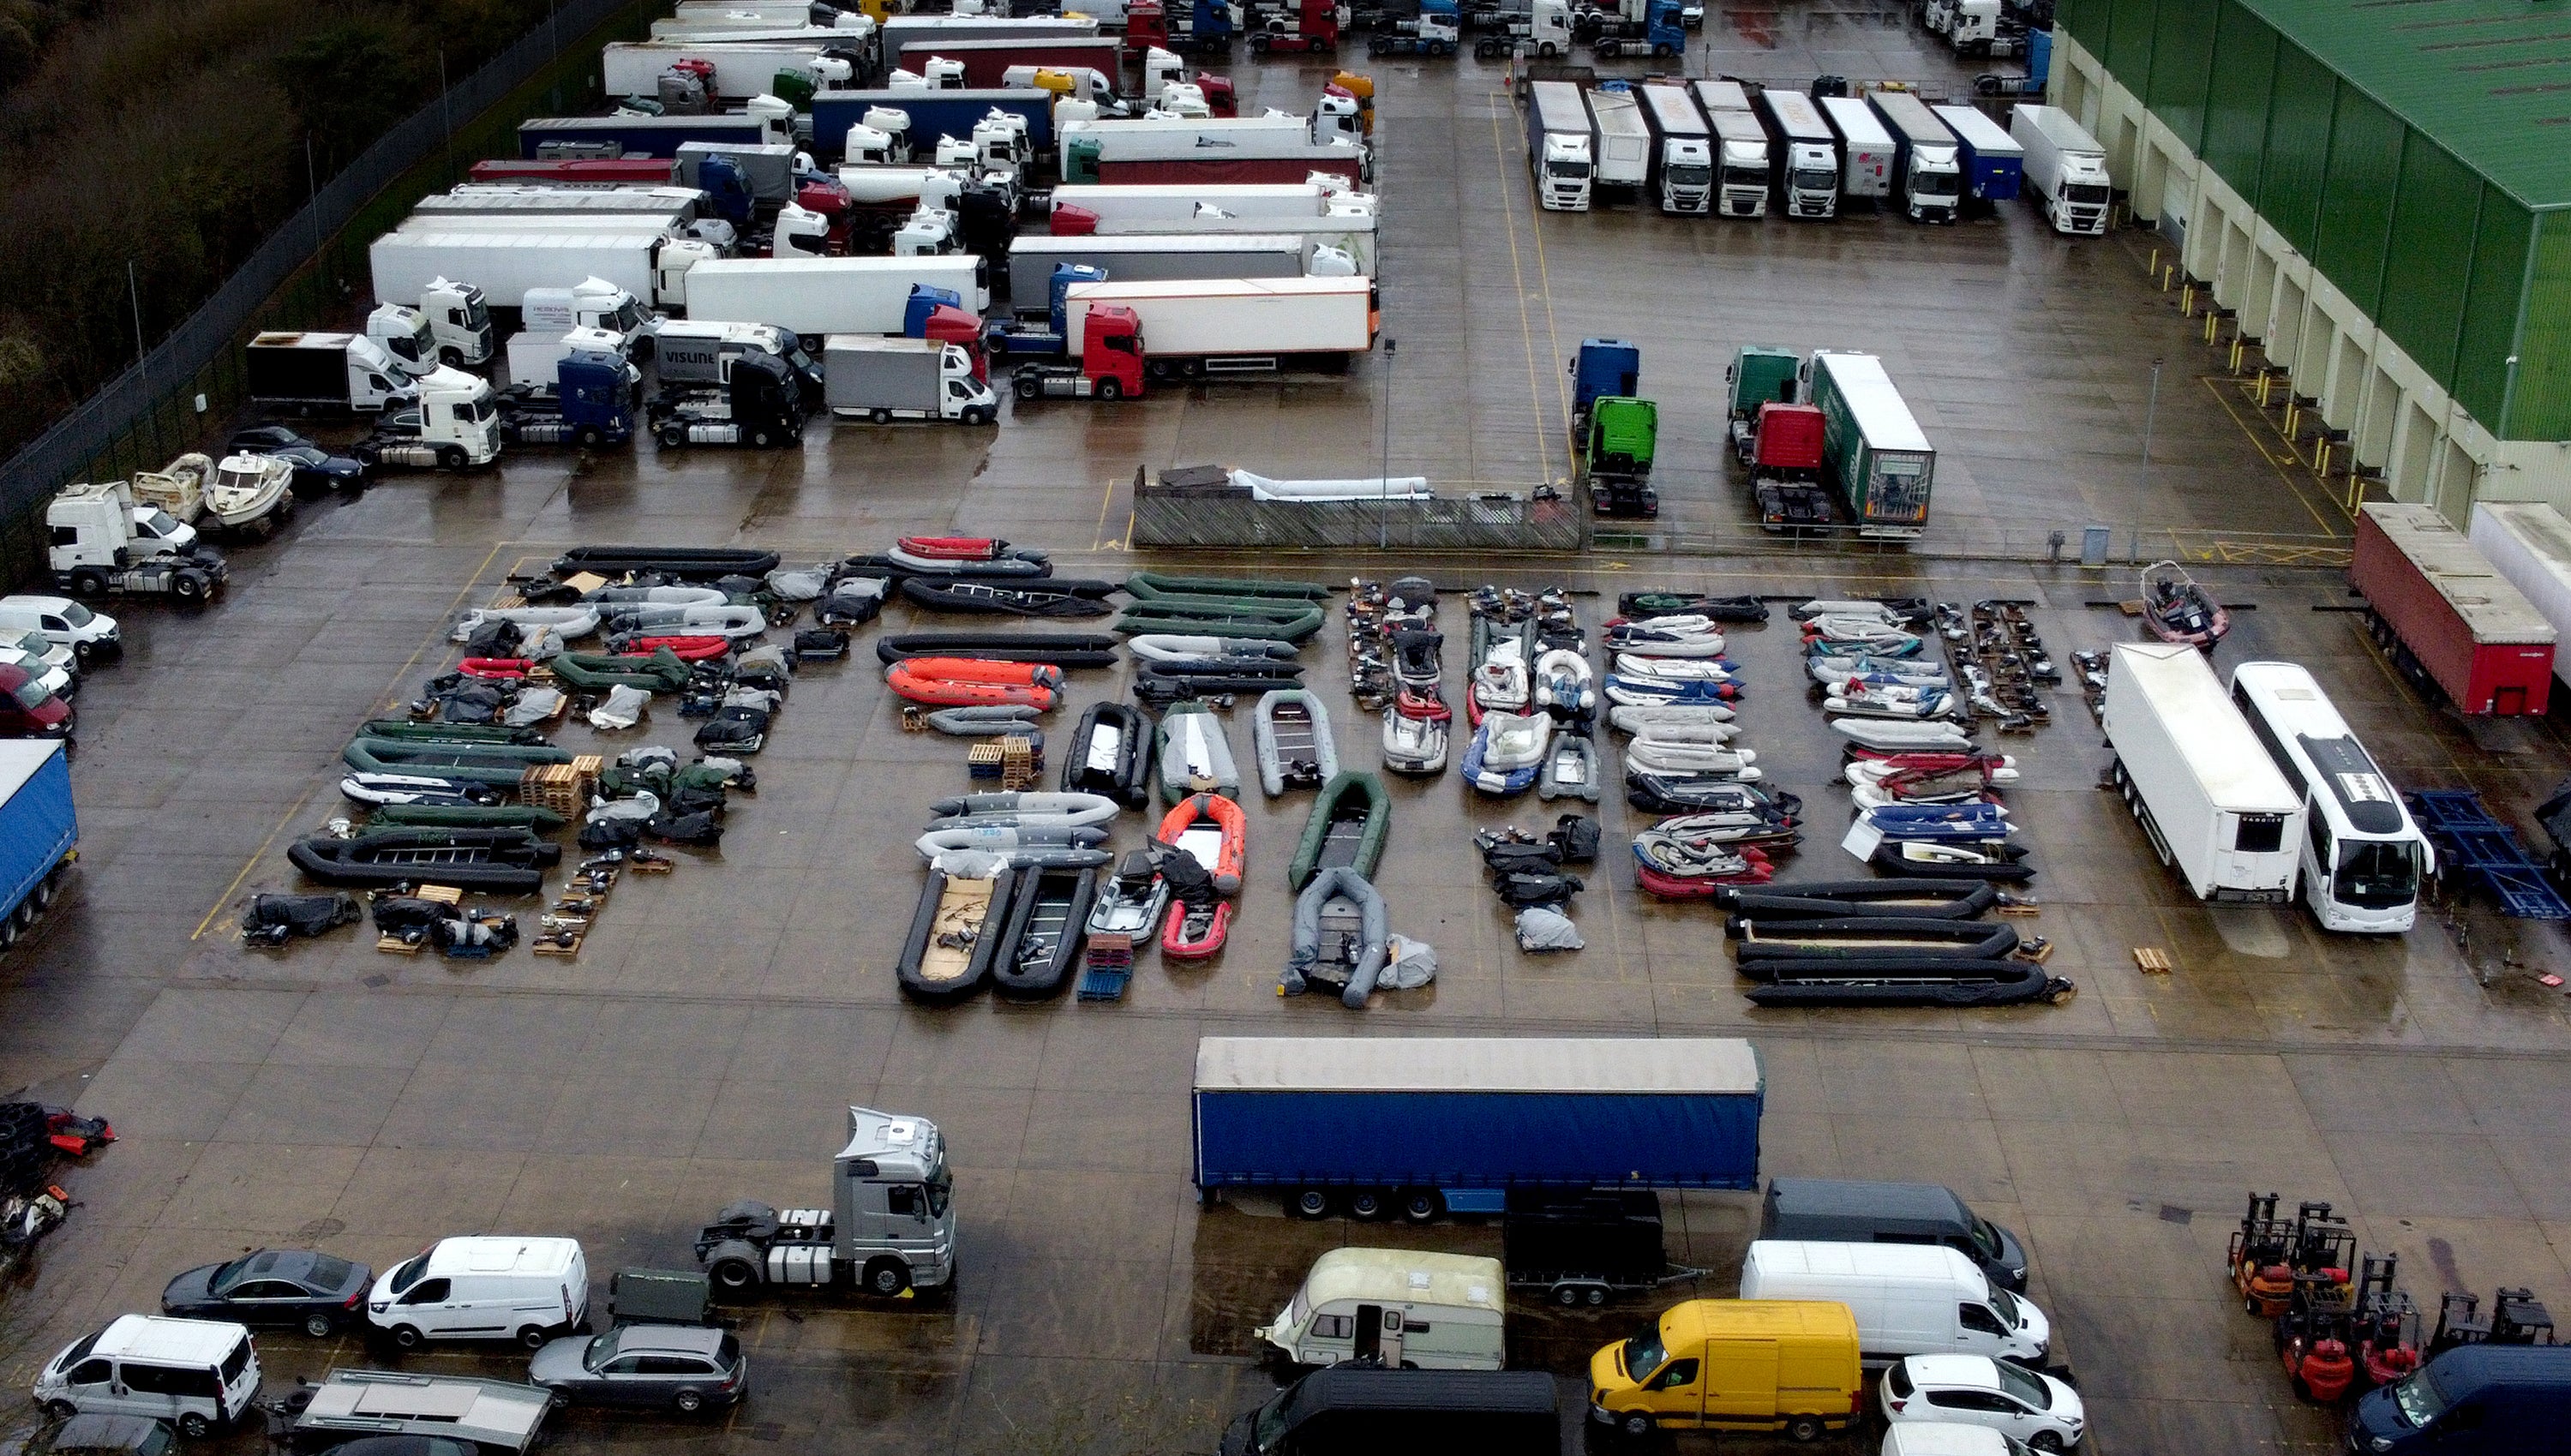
[367,304,440,379]
[524,277,650,338]
[362,368,503,470]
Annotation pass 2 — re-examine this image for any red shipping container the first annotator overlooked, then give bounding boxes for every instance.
[2352,503,2556,716]
[1754,403,1825,473]
[467,158,680,186]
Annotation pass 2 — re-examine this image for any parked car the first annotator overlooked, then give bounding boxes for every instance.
[365,1237,590,1351]
[0,646,74,702]
[0,663,74,743]
[0,597,117,667]
[161,1249,374,1337]
[30,1315,262,1437]
[1884,1423,2031,1456]
[3,628,76,679]
[528,1324,745,1413]
[294,1438,470,1456]
[11,1415,174,1456]
[226,426,368,495]
[1882,1355,2084,1452]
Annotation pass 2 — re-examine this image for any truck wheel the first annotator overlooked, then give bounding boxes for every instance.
[752,427,775,447]
[1786,1415,1825,1442]
[872,409,892,425]
[964,406,992,426]
[660,424,687,449]
[575,426,602,449]
[1541,39,1558,55]
[69,570,107,599]
[1015,375,1040,400]
[437,446,466,470]
[862,1258,911,1297]
[1096,378,1123,401]
[709,1255,759,1291]
[1347,1189,1387,1220]
[32,872,57,911]
[173,571,207,603]
[515,1325,548,1351]
[1251,33,1269,52]
[1399,1189,1441,1222]
[440,347,464,368]
[1618,1411,1653,1440]
[0,919,17,951]
[1288,1187,1333,1219]
[1652,39,1673,55]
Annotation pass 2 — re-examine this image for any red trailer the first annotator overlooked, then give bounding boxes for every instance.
[1097,152,1367,185]
[894,37,1124,87]
[2352,503,2556,716]
[466,158,681,186]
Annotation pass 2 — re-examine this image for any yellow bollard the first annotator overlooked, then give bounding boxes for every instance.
[2204,311,2219,345]
[2229,338,2244,373]
[2284,402,2297,438]
[2148,247,2160,276]
[2316,440,2332,478]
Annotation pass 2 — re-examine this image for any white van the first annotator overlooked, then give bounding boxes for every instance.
[1739,1241,2049,1367]
[365,1237,590,1351]
[1884,1423,2031,1456]
[32,1315,261,1436]
[0,596,120,667]
[1257,1249,1506,1371]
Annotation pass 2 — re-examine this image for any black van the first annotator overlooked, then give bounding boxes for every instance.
[1220,1367,1560,1456]
[1760,1177,2029,1291]
[2346,1345,2571,1453]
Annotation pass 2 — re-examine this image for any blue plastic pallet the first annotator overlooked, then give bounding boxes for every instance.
[2406,789,2571,920]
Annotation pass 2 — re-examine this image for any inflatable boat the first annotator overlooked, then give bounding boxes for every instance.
[1155,702,1240,804]
[991,864,1098,999]
[896,858,1017,1001]
[875,632,1120,670]
[1253,689,1338,796]
[289,828,558,894]
[1158,792,1246,895]
[1061,702,1152,808]
[1288,770,1389,890]
[1283,866,1391,1010]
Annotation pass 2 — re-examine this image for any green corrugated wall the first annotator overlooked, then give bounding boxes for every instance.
[2258,41,2336,258]
[2313,87,2404,318]
[2519,214,2571,439]
[2197,5,2274,201]
[2377,141,2482,386]
[2145,0,2214,153]
[2105,0,2158,95]
[2454,195,2531,426]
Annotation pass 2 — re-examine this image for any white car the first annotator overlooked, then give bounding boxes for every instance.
[0,646,72,700]
[1882,1355,2084,1452]
[0,596,119,667]
[1885,1423,2033,1456]
[3,629,75,677]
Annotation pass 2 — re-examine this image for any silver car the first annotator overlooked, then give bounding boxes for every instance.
[527,1325,745,1414]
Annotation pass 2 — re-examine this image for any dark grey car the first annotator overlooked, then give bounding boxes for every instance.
[527,1325,745,1414]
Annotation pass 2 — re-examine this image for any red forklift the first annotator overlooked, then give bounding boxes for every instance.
[2229,1194,2353,1319]
[2274,1267,2358,1402]
[2350,1254,2423,1390]
[1250,0,1340,53]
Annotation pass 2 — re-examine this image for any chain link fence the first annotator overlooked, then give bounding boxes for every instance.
[0,0,663,586]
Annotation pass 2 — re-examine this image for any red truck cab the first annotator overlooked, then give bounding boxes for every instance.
[1050,204,1100,237]
[1127,0,1170,48]
[1753,402,1825,476]
[921,304,987,382]
[1082,306,1146,398]
[1197,72,1238,117]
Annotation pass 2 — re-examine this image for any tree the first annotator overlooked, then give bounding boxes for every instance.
[273,15,424,169]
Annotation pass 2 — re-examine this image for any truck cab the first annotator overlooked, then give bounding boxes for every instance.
[422,277,494,365]
[45,480,230,604]
[1783,139,1837,217]
[694,1106,956,1297]
[1538,130,1592,209]
[367,305,441,379]
[1567,338,1639,433]
[359,368,504,470]
[525,278,652,339]
[1010,303,1145,402]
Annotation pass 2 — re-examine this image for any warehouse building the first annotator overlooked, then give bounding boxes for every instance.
[2048,0,2567,521]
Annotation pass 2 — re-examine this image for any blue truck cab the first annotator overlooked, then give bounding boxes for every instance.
[2348,1345,2571,1455]
[984,264,1109,361]
[1570,339,1641,432]
[903,286,963,337]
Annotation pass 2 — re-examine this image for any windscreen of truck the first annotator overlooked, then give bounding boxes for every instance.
[462,296,491,333]
[925,1140,953,1218]
[606,298,646,333]
[1547,158,1591,179]
[1913,170,1960,198]
[1792,167,1835,193]
[2065,183,2110,205]
[1668,162,1712,189]
[460,397,497,423]
[2336,840,2422,909]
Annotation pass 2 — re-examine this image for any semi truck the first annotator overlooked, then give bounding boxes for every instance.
[680,255,989,338]
[1190,1035,1765,1222]
[1930,103,2021,206]
[651,319,824,397]
[2011,104,2108,234]
[2103,643,2304,904]
[600,39,865,101]
[692,1106,958,1298]
[2469,502,2571,692]
[1526,81,1595,212]
[356,368,505,471]
[891,36,1124,87]
[822,337,998,423]
[1581,397,1658,518]
[1727,345,1828,528]
[2352,503,2556,716]
[1634,83,1712,214]
[811,90,1054,162]
[498,348,638,447]
[1063,274,1372,377]
[1755,88,1837,219]
[45,480,231,603]
[649,351,806,448]
[0,742,75,956]
[365,277,494,372]
[1584,87,1651,201]
[1865,92,1961,223]
[1568,337,1639,435]
[370,231,719,325]
[1692,84,1769,218]
[1804,350,1933,538]
[517,109,791,159]
[1004,233,1326,307]
[245,333,418,414]
[1815,95,1891,207]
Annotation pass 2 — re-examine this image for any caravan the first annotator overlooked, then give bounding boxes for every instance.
[1258,1249,1506,1369]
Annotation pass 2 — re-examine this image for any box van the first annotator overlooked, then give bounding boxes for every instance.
[1219,1367,1556,1456]
[1762,1178,2029,1291]
[32,1315,262,1437]
[365,1237,590,1351]
[1739,1241,2048,1367]
[2346,1344,2571,1454]
[1587,1298,1863,1441]
[1257,1249,1506,1370]
[1885,1425,2029,1456]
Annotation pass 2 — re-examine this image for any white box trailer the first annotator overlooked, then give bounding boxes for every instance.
[1046,182,1369,226]
[2471,501,2571,690]
[680,254,988,337]
[1006,233,1315,309]
[601,39,856,99]
[419,188,711,226]
[2103,642,2304,903]
[1702,103,1771,219]
[1064,275,1374,373]
[1816,95,1894,202]
[394,213,682,238]
[1084,212,1378,274]
[1061,114,1325,173]
[372,231,698,321]
[1635,83,1713,215]
[1527,80,1595,212]
[1585,87,1651,195]
[2011,103,2110,235]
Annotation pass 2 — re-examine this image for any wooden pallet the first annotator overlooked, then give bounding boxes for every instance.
[2133,947,2173,974]
[520,755,602,815]
[377,884,462,955]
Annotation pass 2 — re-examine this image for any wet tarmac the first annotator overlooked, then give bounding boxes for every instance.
[2,13,2566,1456]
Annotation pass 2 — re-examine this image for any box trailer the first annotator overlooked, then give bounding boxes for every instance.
[1815,95,1893,203]
[1004,233,1313,309]
[2353,503,2556,716]
[1585,87,1651,198]
[1634,83,1713,215]
[518,111,783,159]
[811,89,1055,161]
[0,741,75,952]
[1526,80,1595,211]
[892,36,1122,87]
[467,158,684,187]
[1064,274,1374,374]
[1046,182,1365,227]
[822,336,995,422]
[878,14,1106,52]
[1931,103,2022,203]
[1192,1036,1765,1216]
[1699,100,1771,219]
[2104,642,2305,902]
[372,231,709,320]
[1096,144,1366,187]
[417,187,710,227]
[2010,103,2108,234]
[245,333,417,414]
[2471,502,2571,692]
[1058,207,1379,273]
[600,39,860,99]
[681,255,988,338]
[1804,350,1933,538]
[1866,92,1961,223]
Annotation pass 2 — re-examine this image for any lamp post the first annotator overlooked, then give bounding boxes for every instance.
[2139,355,2163,501]
[1378,336,1396,550]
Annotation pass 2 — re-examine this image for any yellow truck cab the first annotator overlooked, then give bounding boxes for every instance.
[1588,1298,1862,1441]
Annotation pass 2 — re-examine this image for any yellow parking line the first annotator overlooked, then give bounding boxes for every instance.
[2196,374,2342,537]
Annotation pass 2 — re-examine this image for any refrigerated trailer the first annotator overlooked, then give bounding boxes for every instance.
[518,111,787,159]
[1526,81,1595,211]
[1191,1035,1765,1218]
[1804,350,1933,538]
[370,231,716,322]
[2352,503,2556,716]
[600,39,861,99]
[680,255,990,338]
[2470,502,2571,692]
[2104,643,2304,904]
[1931,103,2021,204]
[1866,91,1962,223]
[1004,233,1317,309]
[1063,274,1374,375]
[1700,101,1770,219]
[1755,88,1837,219]
[892,36,1123,87]
[1046,182,1369,228]
[1634,82,1713,214]
[1585,87,1651,199]
[2011,103,2108,234]
[1815,95,1892,204]
[417,187,712,227]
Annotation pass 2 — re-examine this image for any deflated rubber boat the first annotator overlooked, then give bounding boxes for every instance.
[1061,702,1151,808]
[896,578,1118,617]
[1126,572,1327,602]
[1604,614,1728,657]
[1288,770,1389,890]
[1254,689,1338,795]
[549,648,696,693]
[913,824,1111,867]
[339,773,506,807]
[896,854,1017,1002]
[1633,825,1775,898]
[553,545,781,579]
[991,864,1099,999]
[452,606,600,642]
[875,632,1120,670]
[929,705,1046,736]
[1617,592,1770,623]
[290,828,560,894]
[1281,866,1392,1010]
[1871,838,2035,882]
[343,736,573,788]
[926,792,1122,830]
[1715,879,2004,921]
[1742,960,2073,1009]
[1156,701,1241,803]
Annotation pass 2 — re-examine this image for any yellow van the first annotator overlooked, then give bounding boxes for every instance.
[1587,1298,1863,1441]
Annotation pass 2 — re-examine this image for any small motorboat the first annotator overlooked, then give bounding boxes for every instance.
[1606,710,1737,744]
[1609,703,1735,734]
[1160,834,1232,959]
[1790,597,1927,622]
[991,864,1099,999]
[1871,838,2036,882]
[1822,681,1955,720]
[1831,716,1973,753]
[1086,850,1170,944]
[1537,733,1603,802]
[1381,698,1450,776]
[1626,738,1760,780]
[1604,614,1728,657]
[1465,711,1549,795]
[1798,615,1925,654]
[1615,653,1737,683]
[1288,770,1390,890]
[1061,702,1152,808]
[874,632,1119,670]
[288,828,560,895]
[1632,827,1773,899]
[2142,560,2231,649]
[1391,629,1443,696]
[1158,792,1247,895]
[1533,648,1596,716]
[1254,689,1339,795]
[896,857,1018,1002]
[1156,702,1241,804]
[931,705,1046,737]
[1861,802,2017,842]
[1633,807,1803,852]
[1604,674,1739,709]
[1471,638,1531,720]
